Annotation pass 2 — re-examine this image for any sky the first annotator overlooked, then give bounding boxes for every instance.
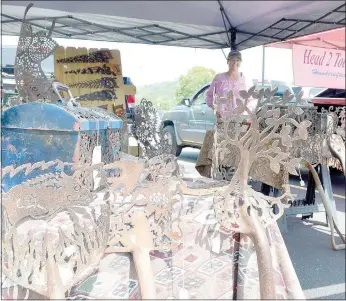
[2,35,294,87]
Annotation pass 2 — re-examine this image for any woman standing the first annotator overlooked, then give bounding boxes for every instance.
[206,50,247,115]
[196,49,286,193]
[195,49,248,179]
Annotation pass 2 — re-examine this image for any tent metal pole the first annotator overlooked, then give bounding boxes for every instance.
[221,49,227,60]
[261,46,266,87]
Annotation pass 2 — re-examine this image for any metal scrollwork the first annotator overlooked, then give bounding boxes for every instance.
[321,106,346,139]
[134,98,173,159]
[106,154,183,250]
[1,160,111,299]
[14,3,59,102]
[104,129,122,163]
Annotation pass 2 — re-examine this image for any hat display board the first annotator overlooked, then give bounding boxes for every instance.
[54,47,136,113]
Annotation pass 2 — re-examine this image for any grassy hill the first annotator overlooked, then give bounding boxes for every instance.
[136,80,179,110]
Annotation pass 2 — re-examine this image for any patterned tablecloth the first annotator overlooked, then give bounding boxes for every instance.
[2,183,304,300]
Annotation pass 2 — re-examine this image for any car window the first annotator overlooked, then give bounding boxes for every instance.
[192,86,209,106]
[309,88,325,98]
[317,89,345,98]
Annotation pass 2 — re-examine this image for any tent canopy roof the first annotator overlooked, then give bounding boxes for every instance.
[266,27,346,49]
[2,1,345,50]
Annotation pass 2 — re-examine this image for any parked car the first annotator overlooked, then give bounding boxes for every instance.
[311,88,345,111]
[300,87,325,102]
[161,83,214,156]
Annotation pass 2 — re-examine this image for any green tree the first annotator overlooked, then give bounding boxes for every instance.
[175,66,216,103]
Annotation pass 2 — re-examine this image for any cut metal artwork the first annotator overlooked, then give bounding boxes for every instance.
[287,105,346,170]
[134,98,173,159]
[78,129,122,185]
[69,77,119,89]
[64,64,118,76]
[103,154,184,299]
[1,160,111,299]
[322,106,346,139]
[56,50,113,64]
[114,106,129,154]
[105,129,122,163]
[212,87,312,232]
[1,152,183,300]
[14,3,59,102]
[63,105,121,121]
[323,106,346,174]
[106,154,183,249]
[77,89,117,101]
[208,87,314,299]
[288,107,325,167]
[79,131,104,165]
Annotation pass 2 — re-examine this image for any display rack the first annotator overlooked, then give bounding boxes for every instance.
[54,47,136,114]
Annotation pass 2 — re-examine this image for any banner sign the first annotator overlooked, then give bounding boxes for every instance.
[292,44,345,89]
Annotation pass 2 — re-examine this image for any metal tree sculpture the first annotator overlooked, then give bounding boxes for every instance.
[212,87,312,299]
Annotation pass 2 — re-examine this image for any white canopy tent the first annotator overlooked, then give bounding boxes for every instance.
[2,1,345,50]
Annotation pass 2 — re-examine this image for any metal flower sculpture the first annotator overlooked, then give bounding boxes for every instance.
[14,3,59,102]
[211,87,312,299]
[1,161,111,299]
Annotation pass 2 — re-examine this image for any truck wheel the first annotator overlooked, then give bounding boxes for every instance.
[162,125,182,157]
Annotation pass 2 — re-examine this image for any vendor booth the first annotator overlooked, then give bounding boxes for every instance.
[1,1,345,300]
[263,26,345,232]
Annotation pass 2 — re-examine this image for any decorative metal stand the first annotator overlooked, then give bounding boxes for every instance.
[279,106,345,242]
[211,89,345,252]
